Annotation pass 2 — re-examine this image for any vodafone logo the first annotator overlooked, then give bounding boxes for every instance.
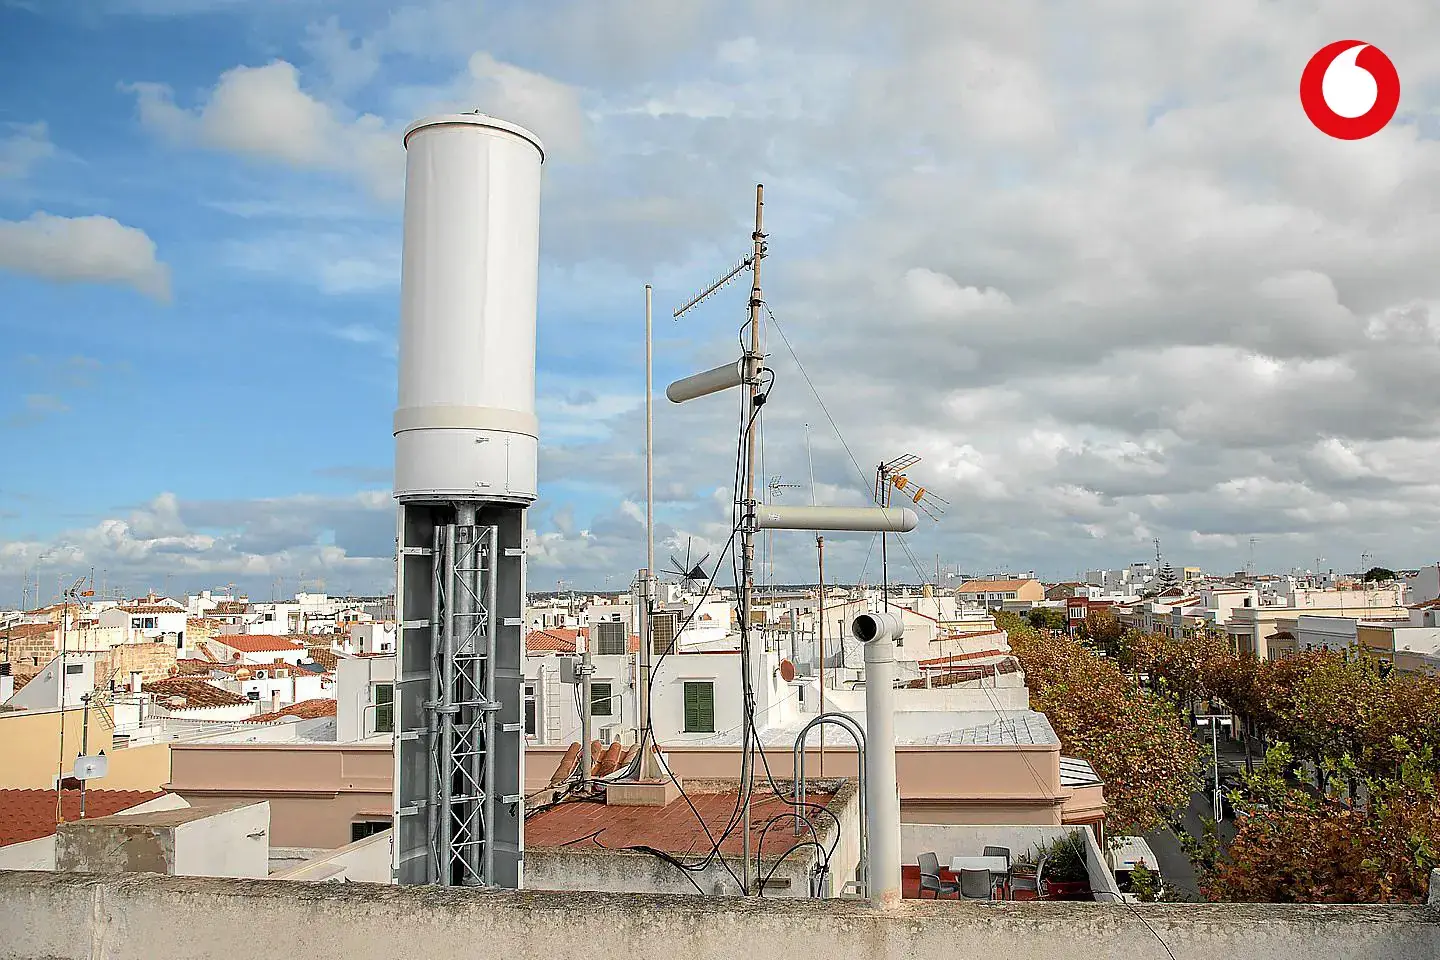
[1300,41,1400,140]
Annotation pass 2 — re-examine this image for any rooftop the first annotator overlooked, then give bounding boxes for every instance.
[144,677,252,709]
[687,709,1059,749]
[957,579,1038,591]
[209,635,308,654]
[245,698,337,722]
[526,780,845,859]
[0,788,165,847]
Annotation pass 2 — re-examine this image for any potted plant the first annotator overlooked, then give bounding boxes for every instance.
[1037,835,1090,900]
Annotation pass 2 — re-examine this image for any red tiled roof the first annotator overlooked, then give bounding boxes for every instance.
[211,635,307,654]
[144,677,251,708]
[244,698,337,723]
[305,647,338,670]
[115,604,184,615]
[918,648,1009,668]
[525,784,841,859]
[0,789,165,847]
[527,628,586,653]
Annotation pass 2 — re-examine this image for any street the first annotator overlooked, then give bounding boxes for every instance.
[1142,728,1249,901]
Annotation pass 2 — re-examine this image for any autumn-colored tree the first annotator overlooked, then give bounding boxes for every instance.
[1194,741,1440,903]
[1083,607,1122,656]
[1001,613,1203,835]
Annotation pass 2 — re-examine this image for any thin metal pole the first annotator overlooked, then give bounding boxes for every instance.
[54,587,71,825]
[641,283,656,777]
[806,423,825,776]
[79,694,91,819]
[483,522,498,884]
[438,522,457,884]
[426,524,443,882]
[580,641,593,791]
[817,536,826,778]
[740,183,765,895]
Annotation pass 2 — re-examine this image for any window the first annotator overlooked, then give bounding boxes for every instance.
[65,663,84,675]
[142,618,156,630]
[524,684,536,736]
[591,682,613,717]
[595,621,626,656]
[372,683,394,733]
[652,612,677,655]
[683,681,715,733]
[131,618,141,629]
[351,820,389,842]
[247,690,261,701]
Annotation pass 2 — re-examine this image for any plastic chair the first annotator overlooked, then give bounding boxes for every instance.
[959,868,994,900]
[983,845,1012,897]
[1010,855,1046,900]
[917,852,959,898]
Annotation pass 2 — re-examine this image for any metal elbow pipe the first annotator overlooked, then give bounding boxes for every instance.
[852,610,904,644]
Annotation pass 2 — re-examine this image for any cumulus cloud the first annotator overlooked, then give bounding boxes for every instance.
[63,0,1440,585]
[0,213,171,301]
[125,60,403,200]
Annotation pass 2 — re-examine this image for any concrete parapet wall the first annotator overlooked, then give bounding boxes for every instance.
[2,871,1438,960]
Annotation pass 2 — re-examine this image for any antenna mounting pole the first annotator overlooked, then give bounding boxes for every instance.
[739,183,765,896]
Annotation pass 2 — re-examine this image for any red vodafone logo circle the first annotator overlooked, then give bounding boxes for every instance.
[1300,41,1400,140]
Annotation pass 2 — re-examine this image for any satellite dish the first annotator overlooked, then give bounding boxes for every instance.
[777,659,797,683]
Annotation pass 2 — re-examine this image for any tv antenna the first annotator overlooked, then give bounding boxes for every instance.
[875,454,946,609]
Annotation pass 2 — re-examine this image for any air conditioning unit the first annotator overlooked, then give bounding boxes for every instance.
[255,670,269,680]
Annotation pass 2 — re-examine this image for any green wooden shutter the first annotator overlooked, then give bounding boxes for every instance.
[684,681,714,733]
[591,682,612,717]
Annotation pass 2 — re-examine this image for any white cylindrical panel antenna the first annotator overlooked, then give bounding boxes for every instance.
[665,359,745,404]
[852,610,904,644]
[753,505,919,533]
[394,114,545,503]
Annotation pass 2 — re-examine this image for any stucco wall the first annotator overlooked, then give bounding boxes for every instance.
[2,872,1436,960]
[0,708,170,790]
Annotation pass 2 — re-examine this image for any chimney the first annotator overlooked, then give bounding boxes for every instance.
[129,670,143,694]
[270,690,280,713]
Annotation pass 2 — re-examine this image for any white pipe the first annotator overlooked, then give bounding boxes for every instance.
[665,359,745,404]
[856,613,902,907]
[755,505,918,533]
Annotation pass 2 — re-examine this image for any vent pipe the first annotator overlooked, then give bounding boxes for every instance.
[853,611,902,907]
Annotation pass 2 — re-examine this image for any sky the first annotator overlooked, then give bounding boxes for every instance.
[3,1,1440,603]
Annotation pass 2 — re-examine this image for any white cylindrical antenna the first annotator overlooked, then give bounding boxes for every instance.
[393,114,544,503]
[665,359,746,404]
[753,505,919,533]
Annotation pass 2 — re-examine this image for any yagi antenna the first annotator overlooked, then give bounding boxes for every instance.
[673,252,756,320]
[875,454,947,521]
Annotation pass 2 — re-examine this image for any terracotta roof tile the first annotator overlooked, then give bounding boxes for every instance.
[526,783,840,858]
[244,698,337,723]
[115,604,184,615]
[0,789,166,847]
[918,648,1009,668]
[211,635,308,654]
[305,647,338,670]
[144,677,251,709]
[527,629,585,653]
